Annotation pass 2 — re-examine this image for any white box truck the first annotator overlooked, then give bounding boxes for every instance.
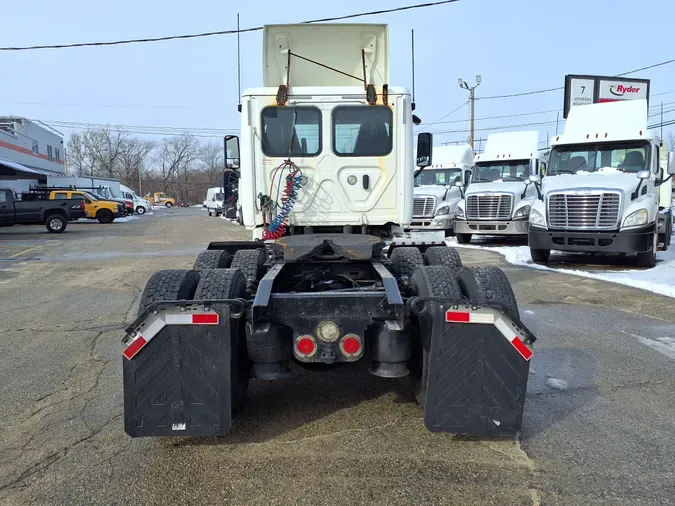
[454,131,544,243]
[409,144,473,237]
[205,186,225,216]
[528,98,674,267]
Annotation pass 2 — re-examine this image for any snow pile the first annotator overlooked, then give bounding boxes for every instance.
[575,166,623,176]
[447,237,675,298]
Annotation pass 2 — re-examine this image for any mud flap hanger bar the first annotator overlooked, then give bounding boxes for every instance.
[122,298,247,360]
[407,297,536,361]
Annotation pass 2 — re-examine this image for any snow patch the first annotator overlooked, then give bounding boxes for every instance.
[447,238,675,298]
[524,310,536,315]
[621,331,675,360]
[545,378,568,391]
[576,166,623,176]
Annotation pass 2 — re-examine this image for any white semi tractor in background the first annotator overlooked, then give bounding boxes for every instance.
[528,98,674,267]
[454,131,544,244]
[409,144,473,237]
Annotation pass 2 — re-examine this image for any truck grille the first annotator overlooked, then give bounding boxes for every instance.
[466,194,513,220]
[547,192,621,230]
[413,196,436,218]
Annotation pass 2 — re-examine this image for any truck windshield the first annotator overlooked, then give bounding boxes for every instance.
[472,161,528,183]
[415,168,462,186]
[215,193,224,201]
[548,141,650,175]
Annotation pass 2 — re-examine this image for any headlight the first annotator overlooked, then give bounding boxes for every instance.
[513,205,531,219]
[456,206,465,219]
[623,208,648,228]
[435,205,450,216]
[529,209,545,227]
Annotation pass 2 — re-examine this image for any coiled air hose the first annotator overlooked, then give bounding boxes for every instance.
[262,160,302,240]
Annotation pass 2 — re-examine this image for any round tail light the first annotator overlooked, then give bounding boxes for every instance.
[340,334,362,357]
[295,335,317,358]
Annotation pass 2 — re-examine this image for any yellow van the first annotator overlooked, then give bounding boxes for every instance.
[50,190,124,223]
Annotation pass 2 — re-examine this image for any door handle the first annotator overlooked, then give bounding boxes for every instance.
[362,175,370,190]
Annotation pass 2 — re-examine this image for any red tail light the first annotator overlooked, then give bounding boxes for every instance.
[80,200,85,210]
[340,334,362,357]
[295,335,317,358]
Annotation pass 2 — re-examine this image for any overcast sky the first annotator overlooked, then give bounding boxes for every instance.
[1,0,674,148]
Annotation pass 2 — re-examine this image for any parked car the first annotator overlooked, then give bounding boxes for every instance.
[120,184,151,214]
[0,188,85,233]
[29,188,124,224]
[177,201,190,208]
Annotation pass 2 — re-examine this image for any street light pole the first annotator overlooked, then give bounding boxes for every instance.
[458,75,481,151]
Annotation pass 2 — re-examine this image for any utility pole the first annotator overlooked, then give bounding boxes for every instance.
[458,75,481,150]
[661,102,664,141]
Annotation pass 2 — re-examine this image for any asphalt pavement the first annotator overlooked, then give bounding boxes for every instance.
[0,207,674,505]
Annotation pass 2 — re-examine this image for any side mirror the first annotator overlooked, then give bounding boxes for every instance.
[455,181,463,188]
[668,152,675,175]
[529,158,541,176]
[529,174,541,184]
[224,135,240,170]
[416,132,432,168]
[637,169,651,180]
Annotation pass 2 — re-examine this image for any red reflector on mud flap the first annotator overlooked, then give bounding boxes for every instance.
[446,309,533,362]
[123,336,147,360]
[192,313,219,325]
[510,336,533,361]
[445,311,470,323]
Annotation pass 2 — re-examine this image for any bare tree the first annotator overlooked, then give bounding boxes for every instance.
[151,134,201,199]
[665,132,675,153]
[118,138,155,192]
[66,131,105,176]
[199,141,224,186]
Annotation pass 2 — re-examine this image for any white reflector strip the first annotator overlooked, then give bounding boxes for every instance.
[165,314,194,325]
[141,318,167,342]
[164,313,219,325]
[495,316,533,361]
[445,310,495,324]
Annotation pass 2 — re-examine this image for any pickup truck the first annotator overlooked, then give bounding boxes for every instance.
[29,188,124,223]
[0,188,86,233]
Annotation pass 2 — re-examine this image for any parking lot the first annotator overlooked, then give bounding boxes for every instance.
[1,208,674,505]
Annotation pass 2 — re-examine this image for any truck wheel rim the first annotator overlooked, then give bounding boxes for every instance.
[50,218,63,230]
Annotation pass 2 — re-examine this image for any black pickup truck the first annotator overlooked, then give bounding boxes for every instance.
[0,188,86,233]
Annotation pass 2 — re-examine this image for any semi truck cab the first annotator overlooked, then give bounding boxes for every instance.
[409,144,473,237]
[528,99,674,267]
[454,131,544,244]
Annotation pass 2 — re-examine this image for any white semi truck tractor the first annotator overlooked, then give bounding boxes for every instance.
[454,131,545,244]
[121,23,536,439]
[409,144,473,237]
[528,98,674,267]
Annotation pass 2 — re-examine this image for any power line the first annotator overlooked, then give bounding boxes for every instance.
[419,108,560,126]
[0,0,460,51]
[476,58,675,101]
[422,101,468,128]
[429,119,563,135]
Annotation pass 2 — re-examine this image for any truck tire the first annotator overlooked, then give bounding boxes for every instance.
[637,229,657,268]
[45,213,67,233]
[194,250,232,275]
[136,206,146,215]
[96,209,114,224]
[194,268,250,415]
[138,269,201,315]
[424,246,463,273]
[456,266,519,320]
[230,249,267,284]
[409,266,463,408]
[389,247,424,279]
[530,248,550,264]
[456,233,472,244]
[165,201,173,208]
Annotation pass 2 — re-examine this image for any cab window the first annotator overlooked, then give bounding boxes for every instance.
[333,106,392,157]
[53,192,69,200]
[261,107,322,157]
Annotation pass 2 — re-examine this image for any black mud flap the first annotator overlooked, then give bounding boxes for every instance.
[423,303,533,436]
[123,305,233,437]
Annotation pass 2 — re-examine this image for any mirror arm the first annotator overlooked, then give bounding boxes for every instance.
[631,180,643,201]
[535,183,543,201]
[413,167,424,178]
[521,182,530,200]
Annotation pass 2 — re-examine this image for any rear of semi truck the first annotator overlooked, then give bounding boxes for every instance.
[122,23,537,439]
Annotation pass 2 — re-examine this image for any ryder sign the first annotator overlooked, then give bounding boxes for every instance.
[563,74,650,118]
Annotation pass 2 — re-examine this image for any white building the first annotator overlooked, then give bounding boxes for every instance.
[0,117,65,193]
